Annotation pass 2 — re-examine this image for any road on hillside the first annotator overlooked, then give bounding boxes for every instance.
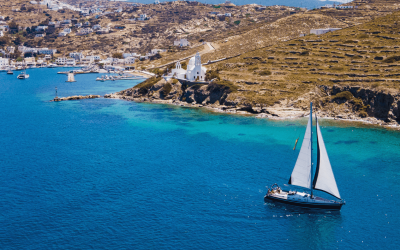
[147,42,215,70]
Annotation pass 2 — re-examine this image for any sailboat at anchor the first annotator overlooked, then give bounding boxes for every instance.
[264,102,345,210]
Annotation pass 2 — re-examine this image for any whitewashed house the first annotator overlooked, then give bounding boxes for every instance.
[7,46,15,54]
[0,58,9,67]
[225,13,232,17]
[38,48,56,55]
[75,23,82,28]
[86,55,100,61]
[125,57,136,64]
[174,38,190,47]
[310,28,341,35]
[36,26,48,32]
[55,57,67,65]
[63,28,72,34]
[92,24,101,30]
[66,58,76,66]
[58,32,68,37]
[35,33,45,38]
[69,52,83,60]
[0,31,3,37]
[138,14,148,21]
[78,28,93,35]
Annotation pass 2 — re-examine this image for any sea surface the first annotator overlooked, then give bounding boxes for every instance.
[128,0,352,9]
[0,68,399,249]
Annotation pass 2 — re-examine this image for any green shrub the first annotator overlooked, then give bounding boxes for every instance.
[371,82,380,88]
[215,80,238,92]
[205,70,220,81]
[383,56,400,64]
[258,70,272,76]
[234,20,241,25]
[134,76,162,95]
[162,83,172,96]
[332,91,353,101]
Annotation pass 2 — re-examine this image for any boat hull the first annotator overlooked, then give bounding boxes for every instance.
[264,194,343,210]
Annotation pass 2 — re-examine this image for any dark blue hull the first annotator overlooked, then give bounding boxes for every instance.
[264,195,344,210]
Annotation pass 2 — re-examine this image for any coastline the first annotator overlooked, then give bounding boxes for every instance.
[103,93,400,131]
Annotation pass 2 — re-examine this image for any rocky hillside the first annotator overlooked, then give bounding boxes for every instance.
[118,9,400,126]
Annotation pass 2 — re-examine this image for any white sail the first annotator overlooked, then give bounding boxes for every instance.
[313,119,341,199]
[289,114,312,189]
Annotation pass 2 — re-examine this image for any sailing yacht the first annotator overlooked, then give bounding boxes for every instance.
[264,103,345,210]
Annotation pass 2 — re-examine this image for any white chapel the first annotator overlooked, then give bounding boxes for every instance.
[170,52,207,81]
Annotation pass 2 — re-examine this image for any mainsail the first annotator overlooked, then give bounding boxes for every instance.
[313,118,341,199]
[288,113,312,189]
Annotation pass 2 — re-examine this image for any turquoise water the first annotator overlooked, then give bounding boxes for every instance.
[0,68,399,249]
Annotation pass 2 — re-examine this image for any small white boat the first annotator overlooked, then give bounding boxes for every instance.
[17,71,29,79]
[66,72,76,82]
[7,68,13,74]
[264,102,345,210]
[48,64,58,68]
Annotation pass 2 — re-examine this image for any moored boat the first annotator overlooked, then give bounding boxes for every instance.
[17,71,29,79]
[264,102,345,210]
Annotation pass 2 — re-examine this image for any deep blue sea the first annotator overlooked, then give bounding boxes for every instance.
[0,68,399,249]
[128,0,351,10]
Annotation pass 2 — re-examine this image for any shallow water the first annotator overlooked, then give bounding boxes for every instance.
[0,68,399,249]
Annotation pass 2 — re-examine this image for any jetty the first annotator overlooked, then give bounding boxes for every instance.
[52,95,100,102]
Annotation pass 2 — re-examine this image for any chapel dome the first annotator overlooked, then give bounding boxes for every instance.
[188,57,196,66]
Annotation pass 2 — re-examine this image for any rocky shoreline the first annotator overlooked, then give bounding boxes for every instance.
[52,95,101,102]
[104,92,400,131]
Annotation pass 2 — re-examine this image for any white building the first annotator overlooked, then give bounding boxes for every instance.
[7,46,15,54]
[86,55,100,61]
[24,57,36,66]
[55,57,67,65]
[310,28,341,35]
[171,61,186,79]
[75,23,82,28]
[0,58,9,67]
[38,48,56,55]
[186,52,206,81]
[36,26,48,32]
[92,24,101,30]
[125,57,136,64]
[35,34,45,38]
[138,14,147,21]
[63,28,72,33]
[171,52,207,81]
[225,13,232,17]
[151,49,167,54]
[78,28,93,35]
[66,58,76,66]
[174,38,190,47]
[58,32,68,37]
[70,52,83,60]
[0,31,3,37]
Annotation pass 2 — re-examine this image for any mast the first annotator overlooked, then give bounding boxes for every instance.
[310,102,313,198]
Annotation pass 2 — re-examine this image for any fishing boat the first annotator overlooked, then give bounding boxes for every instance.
[264,102,345,210]
[17,71,29,79]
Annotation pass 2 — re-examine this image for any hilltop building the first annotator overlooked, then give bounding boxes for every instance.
[310,28,341,35]
[170,52,206,81]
